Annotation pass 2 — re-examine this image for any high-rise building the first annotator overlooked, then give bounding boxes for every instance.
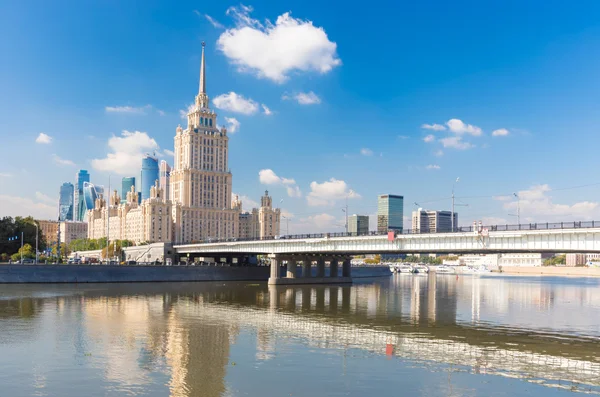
[74,170,90,221]
[141,155,159,201]
[348,214,369,235]
[412,209,457,234]
[159,161,171,202]
[122,177,136,201]
[58,182,74,221]
[83,182,105,211]
[170,42,239,242]
[377,194,404,233]
[234,192,280,239]
[37,220,59,246]
[60,221,88,245]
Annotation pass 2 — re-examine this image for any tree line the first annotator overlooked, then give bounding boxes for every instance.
[0,217,46,261]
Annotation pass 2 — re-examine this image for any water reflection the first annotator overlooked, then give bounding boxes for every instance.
[0,275,599,396]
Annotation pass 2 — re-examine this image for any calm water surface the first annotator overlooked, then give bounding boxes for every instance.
[1,273,599,396]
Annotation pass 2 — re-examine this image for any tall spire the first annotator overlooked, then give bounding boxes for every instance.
[199,41,206,95]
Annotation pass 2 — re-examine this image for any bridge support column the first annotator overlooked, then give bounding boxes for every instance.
[342,257,352,277]
[330,259,338,278]
[286,258,297,279]
[301,287,311,311]
[316,257,325,278]
[302,258,312,278]
[268,254,281,285]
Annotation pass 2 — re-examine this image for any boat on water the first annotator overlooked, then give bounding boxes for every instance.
[412,264,429,274]
[433,265,455,274]
[395,263,414,273]
[462,265,491,274]
[388,263,397,273]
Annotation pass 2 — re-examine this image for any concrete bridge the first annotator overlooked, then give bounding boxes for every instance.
[175,221,600,284]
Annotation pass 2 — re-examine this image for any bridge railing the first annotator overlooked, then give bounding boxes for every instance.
[176,220,600,245]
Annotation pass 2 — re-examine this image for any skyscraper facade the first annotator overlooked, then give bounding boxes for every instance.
[58,182,74,221]
[141,155,159,201]
[122,177,136,200]
[348,214,369,235]
[74,169,90,221]
[170,42,238,242]
[412,208,457,234]
[377,194,404,233]
[159,161,171,202]
[83,182,105,211]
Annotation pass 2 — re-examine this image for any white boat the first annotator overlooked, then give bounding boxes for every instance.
[412,264,429,274]
[462,265,491,274]
[395,263,414,273]
[388,263,397,273]
[433,265,455,274]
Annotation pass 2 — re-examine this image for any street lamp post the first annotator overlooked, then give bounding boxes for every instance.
[514,193,520,225]
[34,222,39,264]
[343,190,353,234]
[451,177,459,232]
[281,215,289,235]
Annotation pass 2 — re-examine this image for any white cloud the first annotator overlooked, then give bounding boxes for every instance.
[493,195,513,202]
[258,169,301,198]
[492,128,509,137]
[397,135,409,140]
[164,149,174,157]
[307,178,359,206]
[35,191,55,204]
[224,117,240,133]
[423,134,435,143]
[421,123,446,131]
[283,91,321,105]
[157,109,165,116]
[179,103,196,120]
[440,136,474,150]
[232,193,260,211]
[360,148,373,156]
[91,130,159,175]
[52,154,75,166]
[0,172,12,177]
[446,119,482,136]
[36,133,52,144]
[0,194,57,219]
[213,92,259,115]
[434,149,444,157]
[502,184,600,221]
[292,213,341,233]
[205,14,224,29]
[426,164,441,170]
[105,105,151,114]
[261,104,272,115]
[217,6,341,83]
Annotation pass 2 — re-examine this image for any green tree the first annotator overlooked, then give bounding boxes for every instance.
[543,254,566,266]
[10,243,36,261]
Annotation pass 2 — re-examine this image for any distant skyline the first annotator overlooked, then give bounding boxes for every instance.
[2,1,600,233]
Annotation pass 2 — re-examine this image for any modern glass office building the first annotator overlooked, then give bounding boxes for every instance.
[377,194,404,233]
[141,155,159,201]
[348,214,369,235]
[74,170,90,221]
[58,182,74,221]
[122,177,136,200]
[83,182,105,211]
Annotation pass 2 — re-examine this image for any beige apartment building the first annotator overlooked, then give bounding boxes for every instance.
[37,220,59,245]
[234,191,281,240]
[60,221,88,245]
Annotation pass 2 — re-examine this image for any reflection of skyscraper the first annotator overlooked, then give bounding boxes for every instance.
[58,182,74,221]
[141,155,159,201]
[121,177,135,200]
[74,170,90,221]
[83,182,105,210]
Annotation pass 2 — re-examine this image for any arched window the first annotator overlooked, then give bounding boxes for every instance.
[209,118,212,127]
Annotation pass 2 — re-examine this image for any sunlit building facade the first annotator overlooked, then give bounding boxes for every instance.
[74,169,90,221]
[377,194,404,233]
[58,182,74,221]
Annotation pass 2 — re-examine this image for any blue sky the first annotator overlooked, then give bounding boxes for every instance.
[2,0,600,232]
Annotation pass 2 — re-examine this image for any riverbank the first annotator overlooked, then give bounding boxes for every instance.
[501,266,600,277]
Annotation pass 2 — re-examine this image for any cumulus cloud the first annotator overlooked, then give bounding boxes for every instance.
[91,130,159,175]
[0,194,57,219]
[261,104,272,115]
[52,154,75,166]
[423,134,435,143]
[291,213,342,233]
[283,91,321,105]
[446,119,482,136]
[259,169,301,197]
[217,5,341,83]
[434,149,444,157]
[224,117,240,133]
[421,123,446,131]
[492,128,509,137]
[105,105,149,114]
[426,164,441,170]
[501,184,600,221]
[213,92,259,115]
[36,133,52,144]
[360,148,373,156]
[164,149,174,157]
[440,136,474,150]
[232,193,259,211]
[307,178,359,206]
[35,191,55,204]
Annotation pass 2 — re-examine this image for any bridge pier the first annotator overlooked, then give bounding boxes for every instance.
[268,254,352,285]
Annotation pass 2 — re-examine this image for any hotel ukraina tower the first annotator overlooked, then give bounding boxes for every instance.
[88,43,280,243]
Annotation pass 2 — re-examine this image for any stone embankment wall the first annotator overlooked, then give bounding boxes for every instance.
[0,264,270,283]
[501,266,600,277]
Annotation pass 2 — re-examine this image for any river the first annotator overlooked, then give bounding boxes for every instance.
[1,273,599,396]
